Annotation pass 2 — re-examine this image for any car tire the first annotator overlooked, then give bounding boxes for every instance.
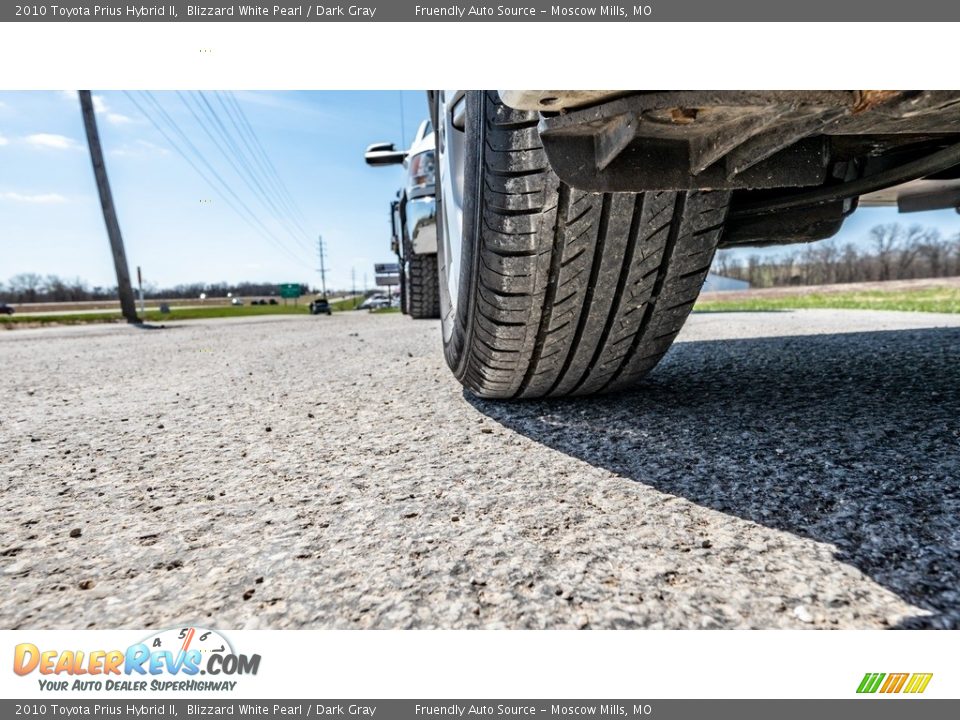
[407,248,441,319]
[398,256,408,315]
[437,90,731,399]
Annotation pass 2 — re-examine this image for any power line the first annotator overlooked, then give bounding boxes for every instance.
[139,91,308,266]
[124,91,311,269]
[177,91,314,258]
[224,91,312,233]
[212,91,312,241]
[222,92,313,233]
[197,91,315,251]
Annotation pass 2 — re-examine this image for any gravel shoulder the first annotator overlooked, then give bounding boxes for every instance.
[2,309,958,629]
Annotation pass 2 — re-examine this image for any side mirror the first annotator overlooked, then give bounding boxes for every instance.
[365,142,407,166]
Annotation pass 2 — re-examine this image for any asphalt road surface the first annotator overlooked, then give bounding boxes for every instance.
[2,309,959,629]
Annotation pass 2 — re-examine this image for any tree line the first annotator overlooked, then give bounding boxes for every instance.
[0,276,312,304]
[5,222,958,302]
[714,223,960,288]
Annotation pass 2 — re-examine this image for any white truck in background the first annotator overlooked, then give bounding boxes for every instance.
[365,119,440,319]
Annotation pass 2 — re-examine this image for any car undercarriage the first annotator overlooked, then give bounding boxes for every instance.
[498,90,960,247]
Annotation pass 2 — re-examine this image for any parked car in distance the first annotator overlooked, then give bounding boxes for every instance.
[309,297,332,315]
[358,295,391,310]
[0,303,14,315]
[231,298,243,306]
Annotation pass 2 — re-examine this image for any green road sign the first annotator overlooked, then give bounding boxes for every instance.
[279,283,302,299]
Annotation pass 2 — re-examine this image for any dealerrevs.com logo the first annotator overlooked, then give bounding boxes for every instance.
[13,627,260,693]
[856,673,933,695]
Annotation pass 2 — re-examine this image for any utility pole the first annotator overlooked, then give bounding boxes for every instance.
[351,266,357,309]
[137,266,145,317]
[317,235,328,298]
[79,90,138,324]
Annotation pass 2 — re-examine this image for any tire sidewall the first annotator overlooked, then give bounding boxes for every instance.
[438,91,484,380]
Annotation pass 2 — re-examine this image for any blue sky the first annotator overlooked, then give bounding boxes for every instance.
[0,90,427,292]
[723,204,960,264]
[1,90,958,290]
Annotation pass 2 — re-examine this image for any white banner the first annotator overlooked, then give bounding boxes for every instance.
[2,629,953,700]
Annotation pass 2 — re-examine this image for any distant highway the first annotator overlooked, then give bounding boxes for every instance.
[8,295,357,317]
[13,303,216,317]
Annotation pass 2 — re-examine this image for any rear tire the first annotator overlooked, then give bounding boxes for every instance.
[398,255,408,314]
[407,249,440,319]
[438,91,731,399]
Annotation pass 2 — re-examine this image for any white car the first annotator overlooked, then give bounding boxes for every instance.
[358,295,391,310]
[429,90,960,399]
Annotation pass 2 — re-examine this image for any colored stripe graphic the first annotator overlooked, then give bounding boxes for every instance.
[857,672,932,694]
[880,673,909,693]
[857,673,886,693]
[904,673,933,694]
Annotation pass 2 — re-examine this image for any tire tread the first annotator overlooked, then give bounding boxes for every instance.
[454,91,730,398]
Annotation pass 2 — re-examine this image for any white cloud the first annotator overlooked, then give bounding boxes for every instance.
[0,133,8,146]
[109,139,169,157]
[58,90,134,125]
[24,133,80,150]
[1,191,68,204]
[93,93,133,125]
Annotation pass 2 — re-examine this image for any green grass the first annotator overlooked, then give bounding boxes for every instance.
[696,287,960,314]
[143,304,311,321]
[8,287,958,327]
[331,296,364,311]
[0,299,369,327]
[1,311,127,326]
[369,306,401,314]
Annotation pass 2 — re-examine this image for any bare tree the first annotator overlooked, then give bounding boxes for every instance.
[45,275,68,302]
[803,239,840,285]
[713,250,735,278]
[895,225,930,279]
[870,224,904,281]
[7,273,45,302]
[704,222,958,290]
[838,243,861,283]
